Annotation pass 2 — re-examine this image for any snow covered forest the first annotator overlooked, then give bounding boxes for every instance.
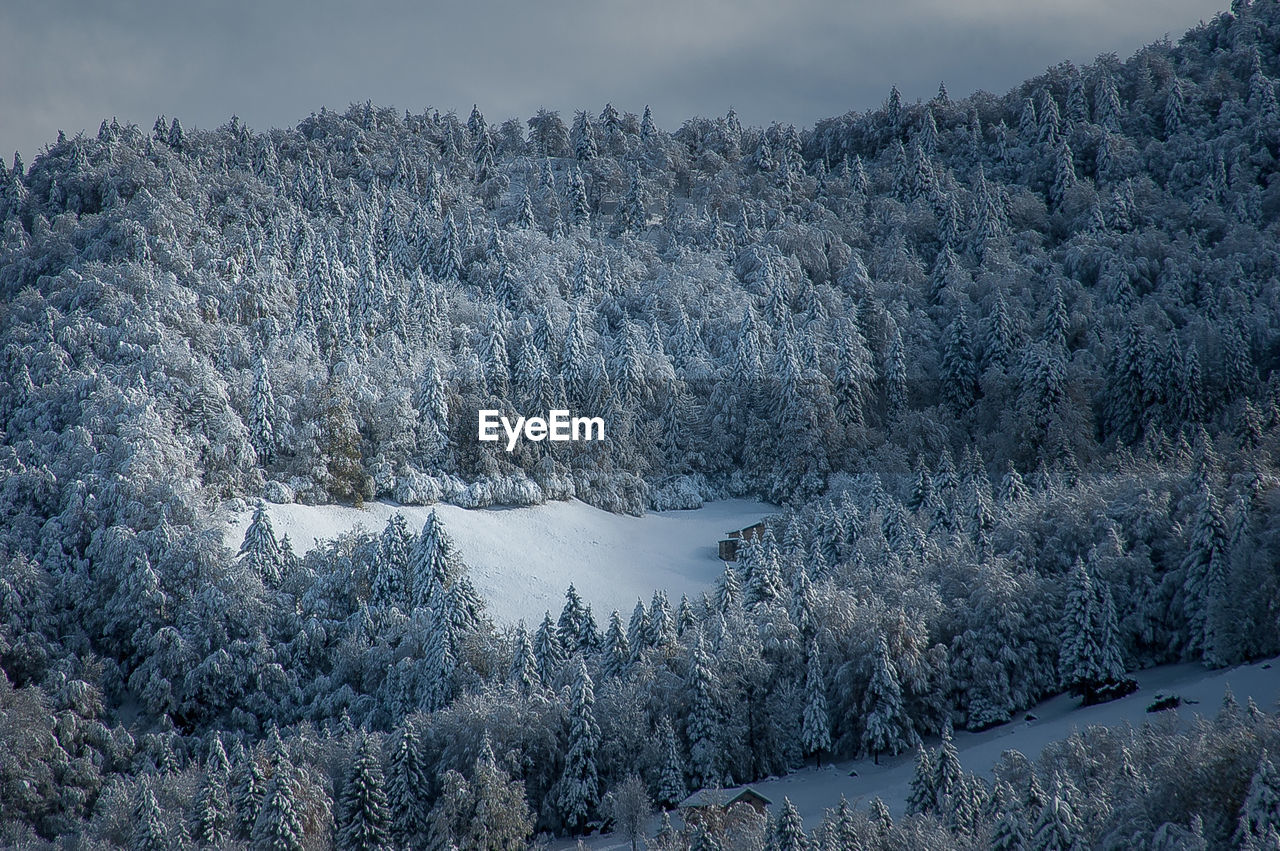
[4,1,1280,848]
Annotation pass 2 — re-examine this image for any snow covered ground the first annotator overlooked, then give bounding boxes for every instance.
[223,498,773,624]
[552,655,1280,849]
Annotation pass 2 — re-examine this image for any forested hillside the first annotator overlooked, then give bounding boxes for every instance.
[3,2,1280,848]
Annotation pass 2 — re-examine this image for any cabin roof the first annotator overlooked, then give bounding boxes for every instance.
[679,786,772,809]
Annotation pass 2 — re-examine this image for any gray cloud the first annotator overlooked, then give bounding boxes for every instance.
[1,0,1224,162]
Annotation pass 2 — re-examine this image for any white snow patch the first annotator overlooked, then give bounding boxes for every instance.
[224,498,773,625]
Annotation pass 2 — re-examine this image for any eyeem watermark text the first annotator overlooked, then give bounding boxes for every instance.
[478,410,606,451]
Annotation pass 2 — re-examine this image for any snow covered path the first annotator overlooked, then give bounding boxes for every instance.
[552,655,1280,848]
[224,498,773,624]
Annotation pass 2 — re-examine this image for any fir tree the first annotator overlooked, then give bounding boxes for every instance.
[774,797,808,851]
[802,638,831,764]
[1183,479,1230,665]
[192,737,232,845]
[559,659,601,833]
[686,634,721,788]
[1058,557,1125,701]
[1237,751,1280,844]
[240,505,284,586]
[602,610,631,680]
[233,746,266,840]
[249,361,282,464]
[251,738,305,851]
[132,777,168,851]
[906,741,936,815]
[656,716,687,808]
[1030,789,1076,851]
[336,734,391,851]
[385,719,430,847]
[933,720,963,811]
[862,635,915,763]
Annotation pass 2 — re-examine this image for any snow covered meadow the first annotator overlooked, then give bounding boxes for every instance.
[225,498,772,623]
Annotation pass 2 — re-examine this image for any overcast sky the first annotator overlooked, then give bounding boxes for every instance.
[1,0,1225,162]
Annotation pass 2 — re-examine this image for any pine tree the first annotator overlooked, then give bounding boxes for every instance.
[571,110,598,161]
[233,746,266,840]
[386,719,430,847]
[942,308,978,411]
[627,600,650,658]
[1059,557,1125,701]
[1237,751,1280,844]
[534,611,565,685]
[192,737,232,845]
[566,165,590,226]
[558,584,588,653]
[240,505,284,586]
[774,797,808,851]
[612,168,645,235]
[1183,479,1230,665]
[409,510,462,610]
[869,797,893,835]
[686,634,721,788]
[420,593,456,711]
[862,635,914,763]
[336,734,391,851]
[252,738,305,851]
[559,659,601,833]
[906,742,936,815]
[802,638,831,764]
[656,716,687,808]
[371,514,413,610]
[833,312,876,428]
[1030,789,1076,851]
[132,776,168,851]
[908,456,934,513]
[249,361,282,464]
[602,610,631,680]
[933,720,963,811]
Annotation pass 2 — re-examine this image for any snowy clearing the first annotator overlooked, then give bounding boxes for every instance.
[223,498,774,624]
[553,655,1280,849]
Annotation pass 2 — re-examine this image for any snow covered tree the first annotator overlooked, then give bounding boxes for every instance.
[685,634,722,788]
[774,797,808,851]
[249,361,282,464]
[233,747,266,840]
[509,624,540,694]
[385,719,430,847]
[1059,557,1126,703]
[240,505,284,586]
[611,168,645,235]
[1031,787,1076,851]
[989,793,1030,851]
[191,736,232,845]
[1237,751,1280,845]
[251,738,305,851]
[602,610,631,680]
[371,513,413,610]
[409,510,463,611]
[534,612,565,685]
[336,733,391,851]
[1183,479,1230,665]
[862,635,915,763]
[558,659,601,833]
[655,716,687,808]
[942,308,978,412]
[132,777,168,851]
[428,741,533,850]
[906,742,936,815]
[802,638,831,764]
[558,584,589,652]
